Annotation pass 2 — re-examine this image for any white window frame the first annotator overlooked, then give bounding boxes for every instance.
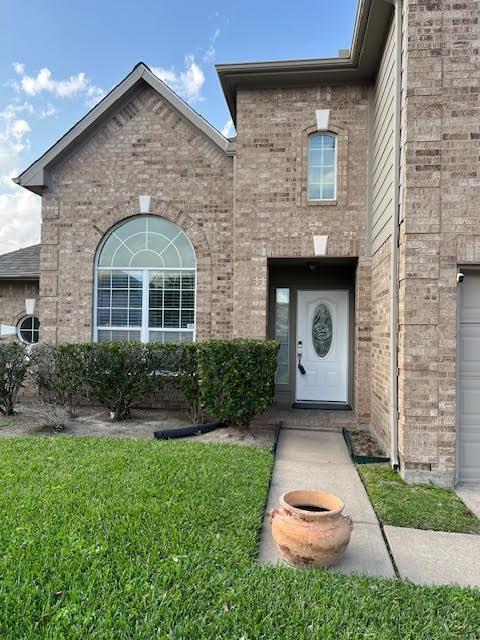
[93,216,197,344]
[307,132,338,202]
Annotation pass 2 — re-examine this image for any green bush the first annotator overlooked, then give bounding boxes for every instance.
[197,339,279,427]
[58,342,164,420]
[0,342,29,416]
[24,340,278,425]
[29,343,81,416]
[175,343,203,424]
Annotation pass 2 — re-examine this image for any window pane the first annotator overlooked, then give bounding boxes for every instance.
[129,290,142,308]
[308,149,322,166]
[164,290,180,308]
[111,272,129,288]
[128,309,142,326]
[97,290,111,307]
[111,309,128,325]
[322,149,335,167]
[164,309,180,328]
[308,184,321,200]
[182,273,195,289]
[97,271,111,287]
[97,309,110,326]
[109,329,141,342]
[181,309,195,328]
[112,290,128,307]
[149,330,193,344]
[111,245,134,268]
[182,290,195,309]
[308,167,322,184]
[149,309,163,328]
[322,183,335,200]
[309,134,323,150]
[165,272,181,289]
[323,135,336,149]
[274,288,289,385]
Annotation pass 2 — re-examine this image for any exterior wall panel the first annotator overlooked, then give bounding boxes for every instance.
[370,18,396,255]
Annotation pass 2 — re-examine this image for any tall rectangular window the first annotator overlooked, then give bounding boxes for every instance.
[307,133,337,201]
[274,288,290,384]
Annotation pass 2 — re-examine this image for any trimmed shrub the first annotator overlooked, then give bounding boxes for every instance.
[29,344,81,417]
[59,342,164,420]
[197,339,279,427]
[175,343,203,424]
[0,342,29,416]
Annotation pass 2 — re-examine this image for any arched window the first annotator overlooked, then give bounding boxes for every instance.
[307,133,337,201]
[94,215,196,344]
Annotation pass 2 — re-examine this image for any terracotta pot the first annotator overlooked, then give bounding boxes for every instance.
[269,490,353,568]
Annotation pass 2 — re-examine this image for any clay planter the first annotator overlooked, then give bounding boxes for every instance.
[269,490,353,568]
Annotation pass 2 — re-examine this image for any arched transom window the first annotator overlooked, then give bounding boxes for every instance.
[95,215,196,344]
[307,133,337,201]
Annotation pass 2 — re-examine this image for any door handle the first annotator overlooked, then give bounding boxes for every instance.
[297,341,306,375]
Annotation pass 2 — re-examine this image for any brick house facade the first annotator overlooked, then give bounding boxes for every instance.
[2,0,479,486]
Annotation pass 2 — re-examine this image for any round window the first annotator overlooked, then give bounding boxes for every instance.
[17,315,40,344]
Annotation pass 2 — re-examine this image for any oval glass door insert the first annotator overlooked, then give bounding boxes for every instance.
[312,303,333,358]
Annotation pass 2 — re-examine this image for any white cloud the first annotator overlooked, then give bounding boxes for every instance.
[39,103,58,118]
[0,108,31,174]
[0,186,40,255]
[0,100,40,255]
[152,55,205,103]
[15,66,105,107]
[0,101,34,120]
[13,62,25,75]
[203,28,221,63]
[221,118,235,138]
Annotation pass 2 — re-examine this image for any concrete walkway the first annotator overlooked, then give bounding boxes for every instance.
[384,526,480,588]
[259,426,480,588]
[456,483,480,519]
[258,427,395,578]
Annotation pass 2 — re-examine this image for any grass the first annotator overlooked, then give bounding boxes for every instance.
[358,464,480,534]
[0,439,479,639]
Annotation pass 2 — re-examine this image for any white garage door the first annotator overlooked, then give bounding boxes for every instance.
[458,270,480,481]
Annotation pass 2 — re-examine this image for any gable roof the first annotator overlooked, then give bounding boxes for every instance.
[14,63,235,194]
[0,244,40,279]
[217,0,393,122]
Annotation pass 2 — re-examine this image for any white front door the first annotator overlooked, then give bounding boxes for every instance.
[296,290,349,403]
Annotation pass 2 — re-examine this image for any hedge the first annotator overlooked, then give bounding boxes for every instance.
[197,339,279,427]
[1,339,279,424]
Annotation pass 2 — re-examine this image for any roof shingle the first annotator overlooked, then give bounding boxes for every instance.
[0,244,40,279]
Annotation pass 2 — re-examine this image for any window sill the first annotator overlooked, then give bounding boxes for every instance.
[305,199,338,207]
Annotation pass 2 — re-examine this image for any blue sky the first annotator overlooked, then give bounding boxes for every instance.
[0,0,358,254]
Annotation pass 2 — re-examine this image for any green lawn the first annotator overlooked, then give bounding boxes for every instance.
[358,464,480,534]
[0,439,479,639]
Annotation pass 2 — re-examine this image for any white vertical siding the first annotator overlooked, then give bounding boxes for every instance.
[369,18,396,255]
